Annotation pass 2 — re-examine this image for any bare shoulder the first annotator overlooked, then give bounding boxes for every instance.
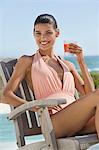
[16,54,34,73]
[60,58,75,71]
[17,55,34,66]
[3,54,35,94]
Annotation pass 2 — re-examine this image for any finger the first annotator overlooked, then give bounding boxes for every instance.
[31,107,40,112]
[69,48,82,53]
[69,44,82,50]
[69,46,82,51]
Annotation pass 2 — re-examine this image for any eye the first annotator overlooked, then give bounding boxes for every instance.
[35,32,41,36]
[46,31,53,35]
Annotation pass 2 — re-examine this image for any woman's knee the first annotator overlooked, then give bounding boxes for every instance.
[94,89,99,111]
[94,89,99,95]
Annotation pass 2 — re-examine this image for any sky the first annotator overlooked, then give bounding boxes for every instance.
[0,0,99,113]
[0,0,99,59]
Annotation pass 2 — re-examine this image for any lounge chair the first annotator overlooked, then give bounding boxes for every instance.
[0,59,98,150]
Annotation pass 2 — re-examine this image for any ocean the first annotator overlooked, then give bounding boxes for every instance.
[64,55,99,72]
[0,114,44,149]
[0,55,99,150]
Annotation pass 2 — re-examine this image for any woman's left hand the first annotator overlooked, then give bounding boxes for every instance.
[68,43,84,58]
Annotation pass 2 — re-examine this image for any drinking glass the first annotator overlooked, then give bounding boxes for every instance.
[64,40,71,58]
[64,41,69,53]
[64,40,78,58]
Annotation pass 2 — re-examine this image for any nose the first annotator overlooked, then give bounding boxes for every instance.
[41,34,47,40]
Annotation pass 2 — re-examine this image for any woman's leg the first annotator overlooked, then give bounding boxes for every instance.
[76,117,96,135]
[51,89,99,138]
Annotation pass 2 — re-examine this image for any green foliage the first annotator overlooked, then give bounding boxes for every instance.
[90,72,99,89]
[79,71,99,89]
[0,76,3,90]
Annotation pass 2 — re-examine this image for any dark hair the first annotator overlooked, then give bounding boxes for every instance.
[34,14,58,30]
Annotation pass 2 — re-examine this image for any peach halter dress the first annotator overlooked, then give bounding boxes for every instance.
[31,51,76,114]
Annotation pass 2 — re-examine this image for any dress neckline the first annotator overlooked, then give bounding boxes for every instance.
[38,51,66,89]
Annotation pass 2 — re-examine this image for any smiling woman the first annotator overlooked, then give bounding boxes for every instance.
[1,14,99,139]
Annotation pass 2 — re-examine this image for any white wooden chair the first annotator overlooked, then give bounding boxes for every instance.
[0,59,98,150]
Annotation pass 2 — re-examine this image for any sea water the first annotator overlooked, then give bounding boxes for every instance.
[0,114,44,150]
[64,55,99,72]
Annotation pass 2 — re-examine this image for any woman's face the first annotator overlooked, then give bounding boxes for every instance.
[34,23,59,51]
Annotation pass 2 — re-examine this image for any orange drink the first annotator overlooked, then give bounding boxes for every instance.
[64,43,69,52]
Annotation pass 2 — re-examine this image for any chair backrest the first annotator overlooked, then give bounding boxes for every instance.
[0,59,41,147]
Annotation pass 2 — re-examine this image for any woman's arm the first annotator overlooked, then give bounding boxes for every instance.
[2,56,32,107]
[76,52,95,93]
[68,43,95,94]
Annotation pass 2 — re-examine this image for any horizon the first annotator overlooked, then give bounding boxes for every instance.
[0,54,99,59]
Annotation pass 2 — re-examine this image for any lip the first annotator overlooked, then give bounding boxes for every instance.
[40,41,50,46]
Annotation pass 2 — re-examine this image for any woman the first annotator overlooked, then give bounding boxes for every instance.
[1,14,99,138]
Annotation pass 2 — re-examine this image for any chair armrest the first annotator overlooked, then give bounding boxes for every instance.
[8,98,66,120]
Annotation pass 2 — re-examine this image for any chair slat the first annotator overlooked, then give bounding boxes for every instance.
[0,59,41,147]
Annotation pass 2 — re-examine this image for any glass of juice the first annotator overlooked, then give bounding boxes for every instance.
[64,41,71,58]
[64,41,69,53]
[64,40,77,58]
